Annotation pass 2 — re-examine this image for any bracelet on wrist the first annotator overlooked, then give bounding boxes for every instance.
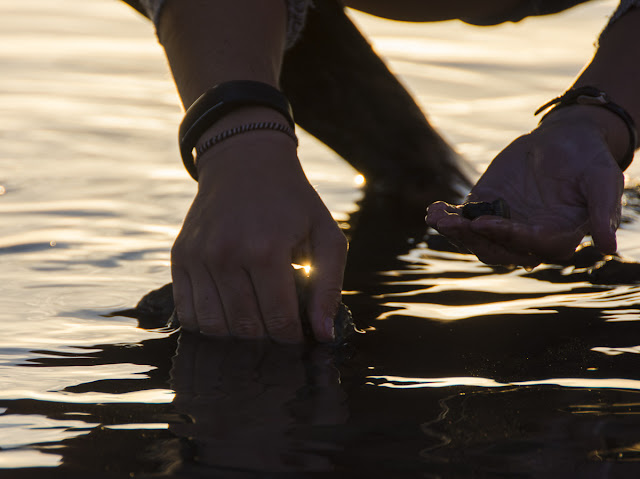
[535,86,637,171]
[179,81,296,180]
[195,121,298,163]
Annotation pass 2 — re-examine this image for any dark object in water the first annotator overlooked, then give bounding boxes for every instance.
[522,242,640,286]
[131,268,356,345]
[588,255,640,285]
[291,268,357,343]
[462,198,511,220]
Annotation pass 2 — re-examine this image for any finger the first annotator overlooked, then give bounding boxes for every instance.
[425,201,460,227]
[308,231,348,343]
[470,216,579,262]
[436,215,541,267]
[584,163,624,255]
[214,268,265,339]
[470,217,549,257]
[171,266,198,333]
[190,266,228,337]
[251,258,303,343]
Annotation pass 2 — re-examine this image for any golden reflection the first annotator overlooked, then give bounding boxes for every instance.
[105,423,169,430]
[589,442,640,462]
[0,389,175,404]
[354,174,365,186]
[377,277,640,321]
[292,263,312,276]
[602,309,640,322]
[0,450,61,468]
[591,345,640,356]
[569,402,640,415]
[367,375,640,391]
[378,298,556,321]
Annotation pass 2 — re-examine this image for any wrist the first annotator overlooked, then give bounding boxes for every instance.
[538,104,629,165]
[535,86,637,171]
[195,131,301,186]
[179,81,295,181]
[194,106,292,151]
[194,107,297,178]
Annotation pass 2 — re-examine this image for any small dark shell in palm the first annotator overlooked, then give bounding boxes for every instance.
[462,198,511,220]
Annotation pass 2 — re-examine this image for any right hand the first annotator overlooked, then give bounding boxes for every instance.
[171,129,347,343]
[426,106,626,267]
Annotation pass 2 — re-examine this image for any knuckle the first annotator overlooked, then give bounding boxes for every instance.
[229,316,264,339]
[203,240,237,267]
[171,240,188,263]
[245,241,275,265]
[175,309,197,332]
[198,317,229,337]
[264,314,300,342]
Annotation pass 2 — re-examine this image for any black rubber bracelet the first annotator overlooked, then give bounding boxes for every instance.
[179,81,295,180]
[535,86,637,171]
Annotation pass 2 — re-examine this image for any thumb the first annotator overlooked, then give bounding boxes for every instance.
[584,158,624,255]
[307,229,348,342]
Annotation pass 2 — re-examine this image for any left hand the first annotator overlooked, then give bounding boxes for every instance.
[426,106,626,267]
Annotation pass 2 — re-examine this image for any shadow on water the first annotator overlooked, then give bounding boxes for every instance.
[3,181,640,478]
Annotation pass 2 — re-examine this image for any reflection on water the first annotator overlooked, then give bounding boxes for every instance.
[3,0,640,477]
[167,333,348,475]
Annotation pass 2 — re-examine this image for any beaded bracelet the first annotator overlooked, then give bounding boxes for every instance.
[179,81,295,180]
[535,86,637,171]
[195,121,298,161]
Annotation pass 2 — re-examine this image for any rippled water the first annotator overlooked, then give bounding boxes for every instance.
[2,0,640,477]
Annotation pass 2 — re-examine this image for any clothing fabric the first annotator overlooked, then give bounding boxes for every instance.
[607,0,640,28]
[460,0,590,26]
[125,0,640,49]
[135,0,311,49]
[137,0,164,24]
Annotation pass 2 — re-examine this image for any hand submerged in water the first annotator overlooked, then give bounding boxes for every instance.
[171,131,347,343]
[426,106,626,268]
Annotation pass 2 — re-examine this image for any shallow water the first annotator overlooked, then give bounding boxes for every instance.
[2,0,640,477]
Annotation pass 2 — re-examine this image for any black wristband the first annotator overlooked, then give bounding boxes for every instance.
[179,81,295,180]
[535,86,637,171]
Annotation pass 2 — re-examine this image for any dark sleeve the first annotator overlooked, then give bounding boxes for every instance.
[461,0,591,26]
[120,0,151,20]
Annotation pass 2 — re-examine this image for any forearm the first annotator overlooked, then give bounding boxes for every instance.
[559,8,640,161]
[157,0,287,108]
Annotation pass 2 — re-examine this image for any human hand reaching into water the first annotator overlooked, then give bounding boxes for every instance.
[426,106,627,268]
[171,123,347,343]
[158,0,347,343]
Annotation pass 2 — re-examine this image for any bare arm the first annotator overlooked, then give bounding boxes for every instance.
[427,8,640,265]
[159,0,347,342]
[158,0,286,105]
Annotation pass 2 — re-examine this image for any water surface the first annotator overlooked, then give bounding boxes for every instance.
[2,1,640,477]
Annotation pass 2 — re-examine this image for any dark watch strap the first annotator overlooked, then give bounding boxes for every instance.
[179,81,295,180]
[535,86,637,171]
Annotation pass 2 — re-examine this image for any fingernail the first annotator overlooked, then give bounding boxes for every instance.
[324,316,335,341]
